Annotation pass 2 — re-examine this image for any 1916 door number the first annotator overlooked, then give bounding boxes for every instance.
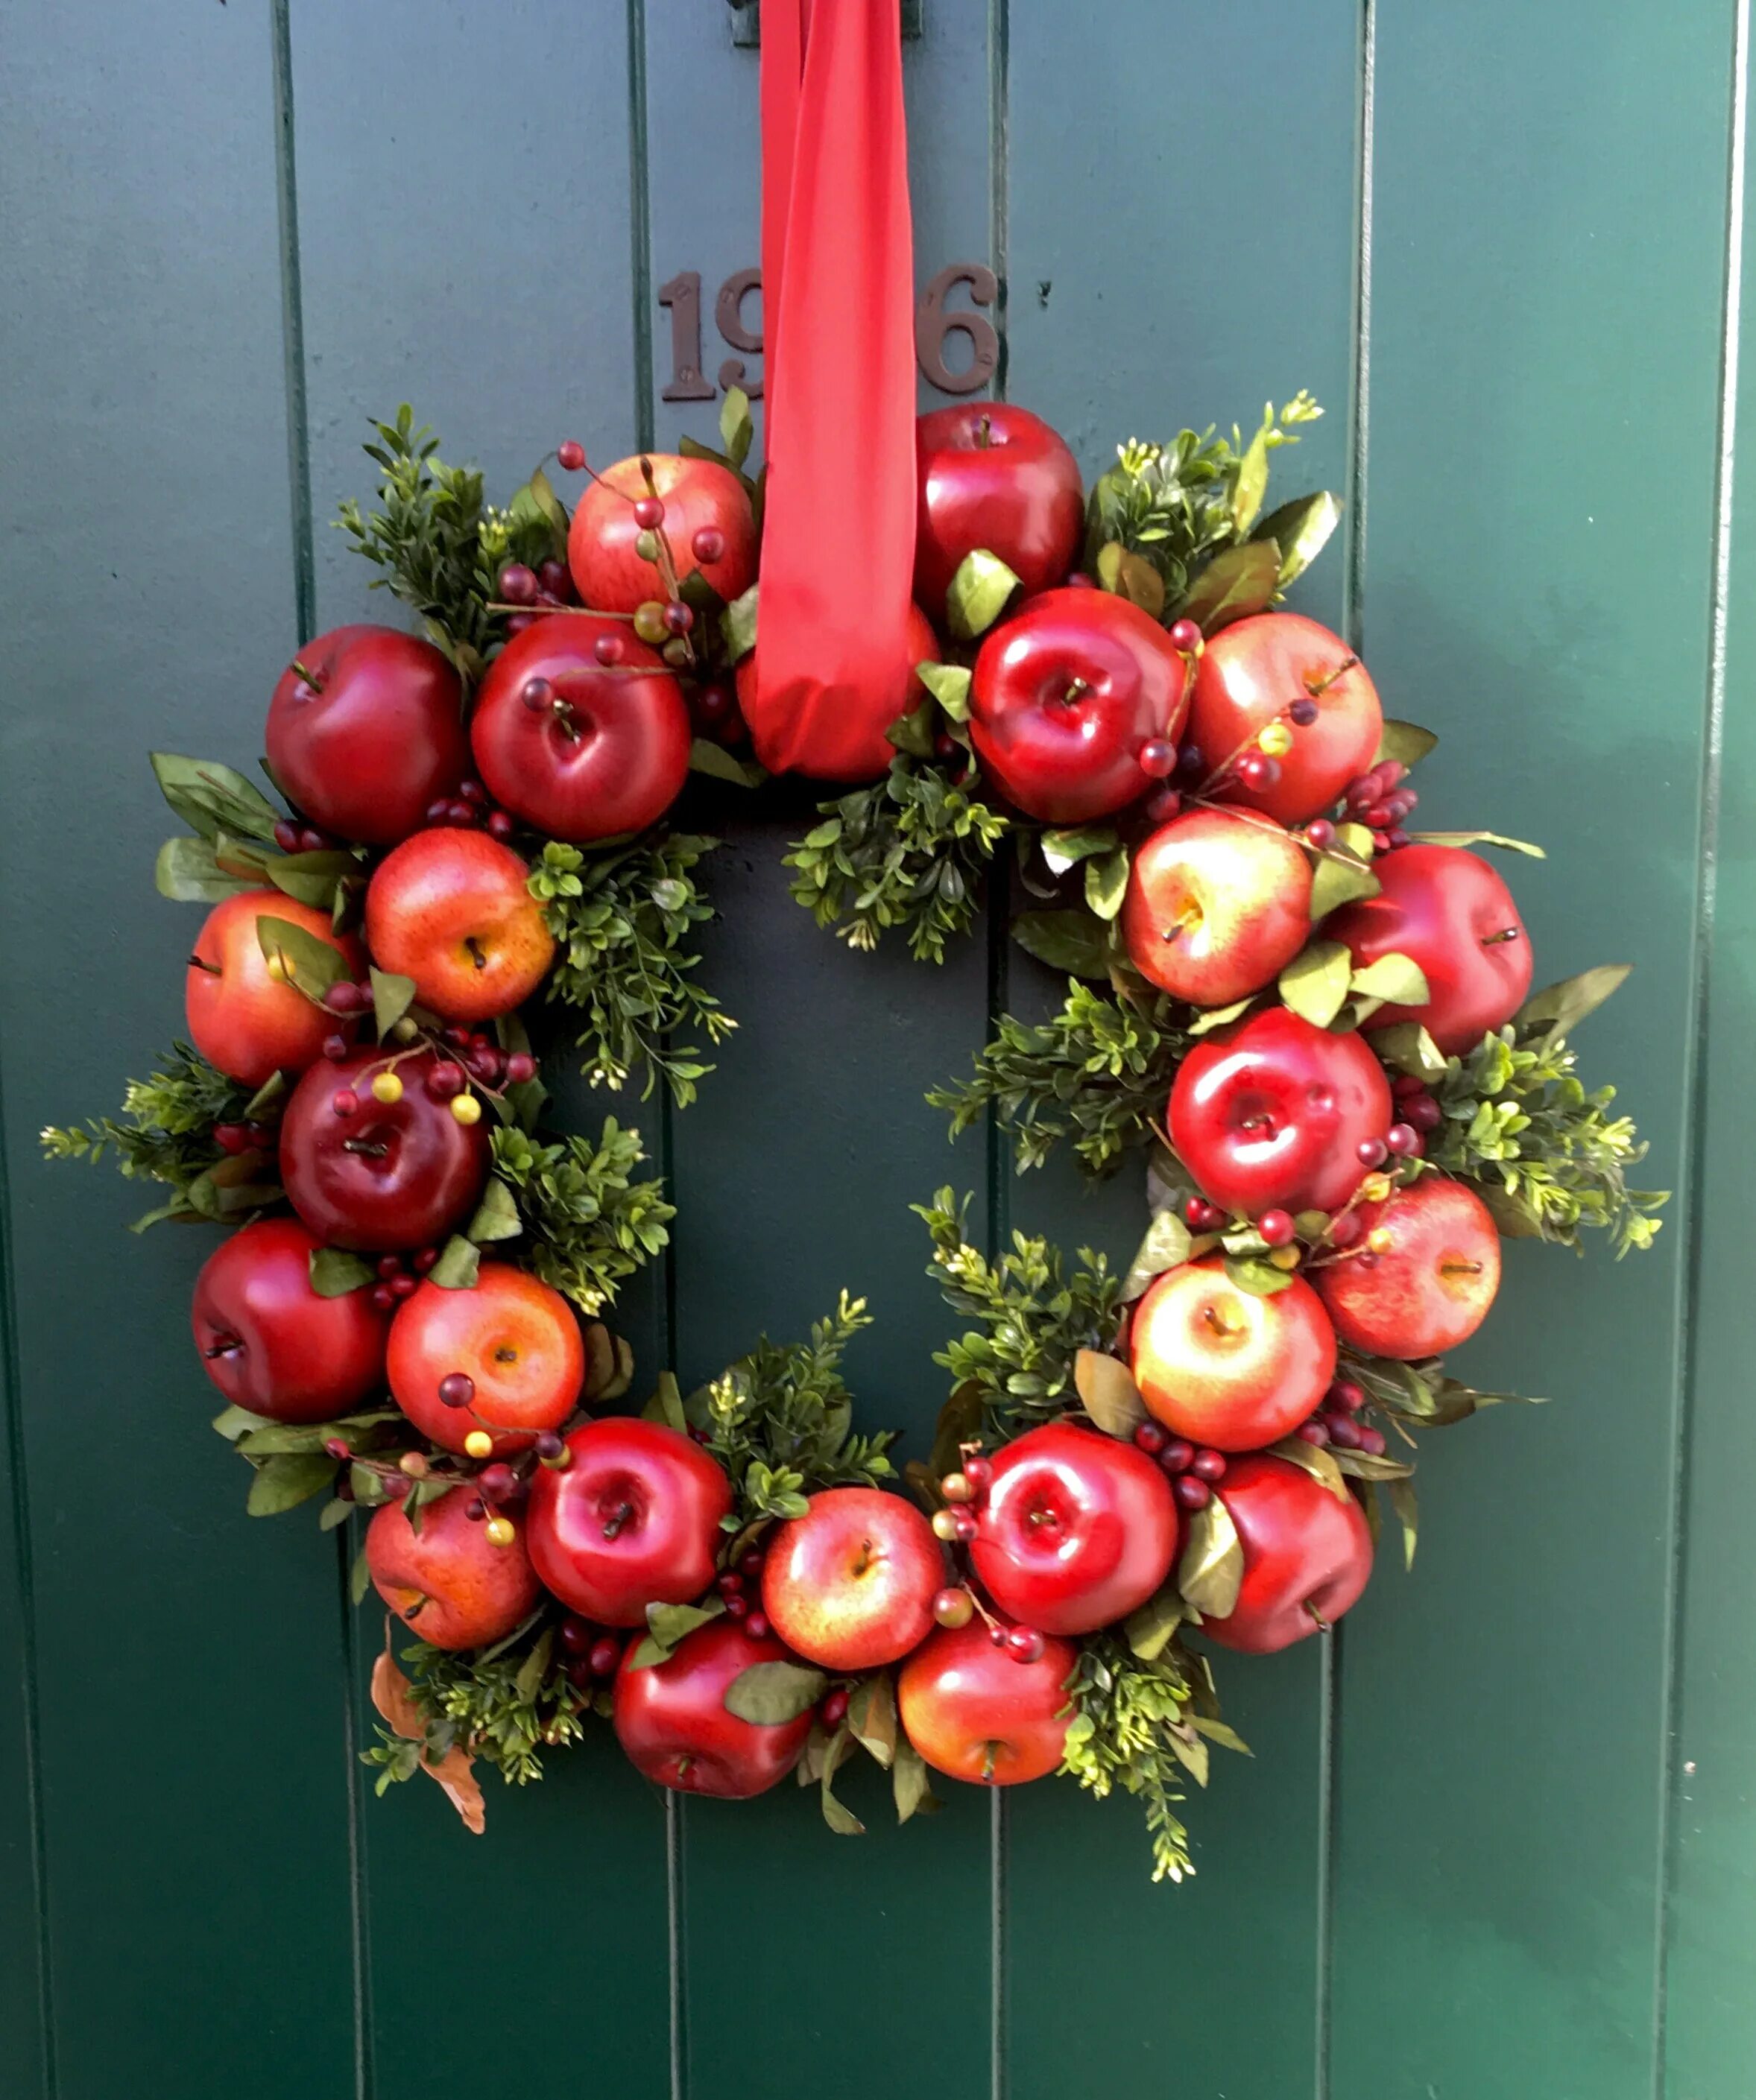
[657,261,999,402]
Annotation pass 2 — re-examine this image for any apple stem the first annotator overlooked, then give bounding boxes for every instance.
[188,953,222,975]
[1440,1259,1485,1278]
[1304,1599,1329,1631]
[464,937,489,972]
[1061,678,1090,707]
[975,415,993,448]
[341,1138,389,1159]
[601,1500,634,1542]
[402,1595,430,1622]
[1304,655,1359,700]
[289,658,326,691]
[1481,928,1521,946]
[202,1335,242,1360]
[981,1742,999,1783]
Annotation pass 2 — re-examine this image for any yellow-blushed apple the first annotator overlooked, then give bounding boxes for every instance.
[1313,1176,1500,1359]
[1131,1255,1336,1452]
[1122,807,1313,1006]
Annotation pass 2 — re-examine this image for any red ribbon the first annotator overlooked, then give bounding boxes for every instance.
[748,0,918,781]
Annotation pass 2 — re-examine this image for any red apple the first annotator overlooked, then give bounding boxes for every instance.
[525,1417,731,1626]
[186,890,365,1089]
[1169,1006,1393,1218]
[969,1422,1180,1635]
[1131,1257,1336,1452]
[1328,844,1532,1054]
[1122,808,1313,1006]
[760,1486,941,1671]
[1314,1176,1501,1359]
[265,624,468,846]
[279,1046,490,1252]
[913,403,1084,621]
[969,589,1189,823]
[1190,613,1382,826]
[365,1487,541,1651]
[388,1262,584,1456]
[613,1619,811,1798]
[738,601,942,782]
[897,1619,1076,1786]
[1201,1453,1374,1653]
[470,614,692,841]
[364,829,554,1024]
[192,1216,388,1422]
[567,452,757,614]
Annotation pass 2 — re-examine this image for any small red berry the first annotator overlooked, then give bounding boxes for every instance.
[745,1612,771,1640]
[588,1636,622,1677]
[1329,1380,1366,1413]
[821,1689,850,1729]
[1005,1627,1046,1665]
[1134,1422,1169,1455]
[1304,818,1336,850]
[1289,697,1319,726]
[370,1285,395,1312]
[1406,1093,1442,1132]
[557,440,586,472]
[633,496,665,530]
[499,563,538,605]
[1357,1136,1389,1168]
[1297,1419,1331,1447]
[486,809,516,842]
[593,633,622,666]
[479,1462,517,1503]
[332,1089,359,1119]
[522,676,553,714]
[1357,1427,1387,1458]
[413,1246,440,1274]
[505,1052,538,1087]
[1146,786,1183,824]
[1138,738,1176,778]
[323,1437,352,1461]
[1191,1449,1228,1482]
[437,1373,476,1410]
[560,1616,593,1656]
[1386,1122,1421,1157]
[716,1571,745,1596]
[1173,1476,1211,1511]
[1325,1414,1362,1449]
[692,526,726,563]
[1259,1208,1295,1247]
[1327,1211,1364,1250]
[1168,619,1202,653]
[1159,1438,1196,1476]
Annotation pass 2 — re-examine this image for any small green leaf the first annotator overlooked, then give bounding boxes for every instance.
[309,1247,375,1297]
[1224,1253,1294,1297]
[429,1236,481,1290]
[885,698,937,759]
[1189,1713,1252,1756]
[155,835,258,902]
[916,662,972,721]
[1073,1349,1147,1437]
[645,1598,723,1651]
[1178,540,1282,633]
[1009,910,1111,979]
[1121,1210,1193,1300]
[1349,952,1430,1005]
[350,1545,372,1607]
[820,1728,866,1835]
[1514,963,1632,1039]
[211,1404,261,1441]
[893,1733,935,1824]
[1374,719,1439,768]
[1410,831,1546,858]
[724,1659,827,1725]
[1388,1476,1419,1569]
[1187,996,1256,1037]
[151,753,282,844]
[268,850,359,911]
[1040,825,1119,876]
[847,1674,898,1769]
[1251,490,1342,585]
[946,549,1022,640]
[1279,939,1354,1027]
[1084,847,1130,922]
[1309,844,1380,920]
[1096,541,1166,617]
[1270,1435,1351,1501]
[642,1372,688,1432]
[370,967,417,1041]
[465,1177,522,1244]
[318,1499,353,1532]
[256,914,348,999]
[1123,1586,1186,1661]
[246,1452,336,1517]
[688,738,767,787]
[721,583,759,662]
[1179,1494,1245,1616]
[1369,1021,1447,1080]
[719,385,754,467]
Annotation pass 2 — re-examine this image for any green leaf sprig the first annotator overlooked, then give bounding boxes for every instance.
[364,1620,592,1791]
[489,1120,674,1316]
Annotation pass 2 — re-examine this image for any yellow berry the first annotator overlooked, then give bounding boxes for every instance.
[371,1070,404,1104]
[450,1092,482,1125]
[464,1429,494,1460]
[1361,1172,1393,1204]
[633,600,669,644]
[398,1451,429,1478]
[265,954,289,984]
[931,1508,961,1542]
[1257,721,1295,758]
[1367,1226,1395,1254]
[391,1016,420,1043]
[941,1471,973,1505]
[484,1517,516,1548]
[1268,1244,1301,1271]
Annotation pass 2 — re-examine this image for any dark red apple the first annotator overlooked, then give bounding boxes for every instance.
[613,1619,812,1798]
[897,1619,1077,1786]
[265,625,468,846]
[760,1486,941,1671]
[913,403,1084,620]
[969,1422,1180,1635]
[1122,808,1313,1006]
[1201,1453,1374,1653]
[1130,1256,1336,1452]
[469,614,692,841]
[192,1217,388,1422]
[365,1487,540,1650]
[1314,1176,1501,1359]
[969,589,1189,823]
[1169,1006,1393,1218]
[1328,843,1532,1054]
[525,1417,731,1626]
[279,1047,490,1252]
[1189,613,1382,827]
[567,452,757,615]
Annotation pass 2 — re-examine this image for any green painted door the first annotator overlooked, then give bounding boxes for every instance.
[1,4,1751,2096]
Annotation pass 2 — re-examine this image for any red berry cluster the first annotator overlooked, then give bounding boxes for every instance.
[1342,757,1418,852]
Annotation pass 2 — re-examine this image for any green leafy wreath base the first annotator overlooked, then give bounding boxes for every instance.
[45,395,1664,1881]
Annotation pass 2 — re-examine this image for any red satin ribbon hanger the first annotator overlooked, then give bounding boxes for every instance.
[745,0,919,781]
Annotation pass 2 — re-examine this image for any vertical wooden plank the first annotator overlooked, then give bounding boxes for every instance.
[643,4,999,2093]
[0,5,358,2097]
[1666,10,1756,2096]
[999,7,1361,2095]
[284,5,674,2096]
[1331,8,1730,2098]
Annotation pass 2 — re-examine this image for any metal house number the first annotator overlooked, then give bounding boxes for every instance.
[657,261,1000,402]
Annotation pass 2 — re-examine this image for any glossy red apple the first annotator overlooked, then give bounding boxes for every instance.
[613,1619,812,1798]
[1314,1176,1501,1359]
[567,452,757,614]
[186,890,365,1089]
[470,614,692,841]
[1131,1257,1336,1452]
[969,1422,1180,1635]
[1190,613,1383,827]
[365,1487,541,1651]
[192,1216,388,1422]
[364,829,555,1024]
[265,625,468,845]
[279,1047,490,1252]
[1328,843,1532,1054]
[913,402,1084,620]
[1201,1454,1374,1654]
[525,1417,731,1626]
[1169,1006,1393,1218]
[897,1619,1077,1786]
[388,1262,584,1456]
[760,1486,941,1671]
[1122,808,1313,1006]
[970,589,1189,823]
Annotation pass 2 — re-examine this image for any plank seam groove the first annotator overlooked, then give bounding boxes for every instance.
[333,1534,375,2100]
[628,0,655,455]
[1313,1623,1342,2100]
[269,0,316,645]
[667,1789,689,2100]
[1342,0,1374,662]
[987,0,1010,399]
[1652,4,1748,2093]
[0,1072,57,2100]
